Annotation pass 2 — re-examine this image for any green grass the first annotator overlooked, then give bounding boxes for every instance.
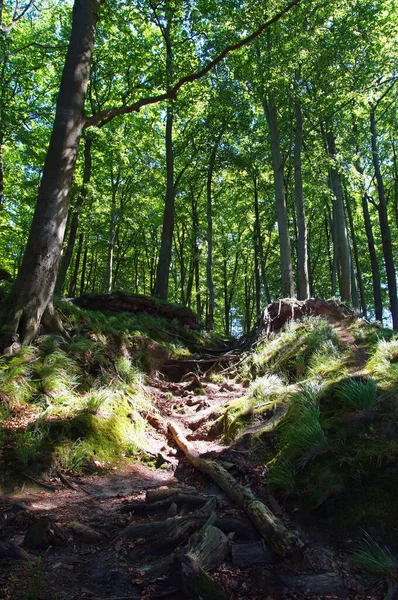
[336,378,378,421]
[367,338,398,390]
[244,317,345,382]
[352,533,398,584]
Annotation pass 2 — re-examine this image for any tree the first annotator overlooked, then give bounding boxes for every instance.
[0,0,103,350]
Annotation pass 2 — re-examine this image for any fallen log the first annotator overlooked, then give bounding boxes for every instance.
[181,555,228,600]
[184,513,231,571]
[231,541,272,568]
[168,422,304,558]
[114,499,215,549]
[121,491,208,514]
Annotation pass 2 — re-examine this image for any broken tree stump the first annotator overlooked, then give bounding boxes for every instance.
[168,422,304,558]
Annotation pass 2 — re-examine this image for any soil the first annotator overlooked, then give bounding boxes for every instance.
[0,317,389,600]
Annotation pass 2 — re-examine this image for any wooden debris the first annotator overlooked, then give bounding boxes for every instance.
[180,555,228,600]
[67,521,103,543]
[114,499,215,548]
[168,422,304,558]
[22,473,59,492]
[231,541,272,568]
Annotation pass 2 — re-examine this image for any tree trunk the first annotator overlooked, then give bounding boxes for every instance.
[68,233,83,298]
[168,422,304,557]
[294,96,310,299]
[370,108,398,330]
[191,190,202,322]
[362,192,383,321]
[55,136,92,296]
[154,101,174,300]
[253,175,271,304]
[344,187,366,316]
[0,136,4,206]
[0,0,102,350]
[80,244,88,296]
[326,131,352,303]
[263,97,294,298]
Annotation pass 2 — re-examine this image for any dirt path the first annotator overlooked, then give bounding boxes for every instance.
[0,327,383,600]
[333,319,369,377]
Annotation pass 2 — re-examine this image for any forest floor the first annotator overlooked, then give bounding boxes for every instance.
[0,304,396,600]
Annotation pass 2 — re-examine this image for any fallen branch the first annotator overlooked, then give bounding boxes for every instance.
[22,473,59,492]
[168,422,304,558]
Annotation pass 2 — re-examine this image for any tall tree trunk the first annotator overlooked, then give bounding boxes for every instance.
[263,97,294,298]
[344,187,367,316]
[0,136,4,206]
[0,0,102,350]
[68,233,83,297]
[253,175,271,304]
[370,108,398,330]
[191,190,202,322]
[104,174,119,293]
[154,101,174,299]
[80,244,88,295]
[362,191,383,321]
[326,131,352,303]
[294,95,310,299]
[206,127,225,330]
[392,138,398,230]
[55,136,92,295]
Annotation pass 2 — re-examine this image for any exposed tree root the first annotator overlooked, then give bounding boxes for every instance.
[247,297,356,346]
[168,422,304,558]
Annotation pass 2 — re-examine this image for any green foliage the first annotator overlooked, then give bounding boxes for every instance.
[277,384,329,468]
[26,547,51,600]
[246,318,345,382]
[367,338,398,390]
[352,533,398,584]
[336,378,378,420]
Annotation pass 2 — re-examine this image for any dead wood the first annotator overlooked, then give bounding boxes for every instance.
[114,499,215,549]
[0,541,34,562]
[231,541,272,568]
[121,491,209,514]
[184,513,231,571]
[57,471,79,492]
[180,555,228,600]
[22,473,59,492]
[168,422,304,558]
[215,517,259,540]
[146,488,207,503]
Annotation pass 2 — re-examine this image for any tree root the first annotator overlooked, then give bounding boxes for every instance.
[168,422,304,558]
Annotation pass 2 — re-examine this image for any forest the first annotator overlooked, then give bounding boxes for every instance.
[0,1,398,599]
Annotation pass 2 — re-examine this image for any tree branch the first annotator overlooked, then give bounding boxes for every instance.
[0,0,34,33]
[84,0,304,129]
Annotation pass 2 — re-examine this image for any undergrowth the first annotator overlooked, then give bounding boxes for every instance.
[0,302,207,476]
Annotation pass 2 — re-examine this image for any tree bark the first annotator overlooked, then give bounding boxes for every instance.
[344,187,366,316]
[370,108,398,330]
[55,136,92,296]
[206,126,225,330]
[0,0,102,350]
[0,136,4,206]
[294,94,310,299]
[154,100,174,300]
[326,130,352,303]
[263,97,294,298]
[68,233,83,298]
[168,422,304,557]
[253,175,271,303]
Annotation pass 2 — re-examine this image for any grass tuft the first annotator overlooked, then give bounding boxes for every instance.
[352,533,398,583]
[336,378,378,421]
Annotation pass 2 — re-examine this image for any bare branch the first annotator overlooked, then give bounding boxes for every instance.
[84,0,304,129]
[0,0,34,34]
